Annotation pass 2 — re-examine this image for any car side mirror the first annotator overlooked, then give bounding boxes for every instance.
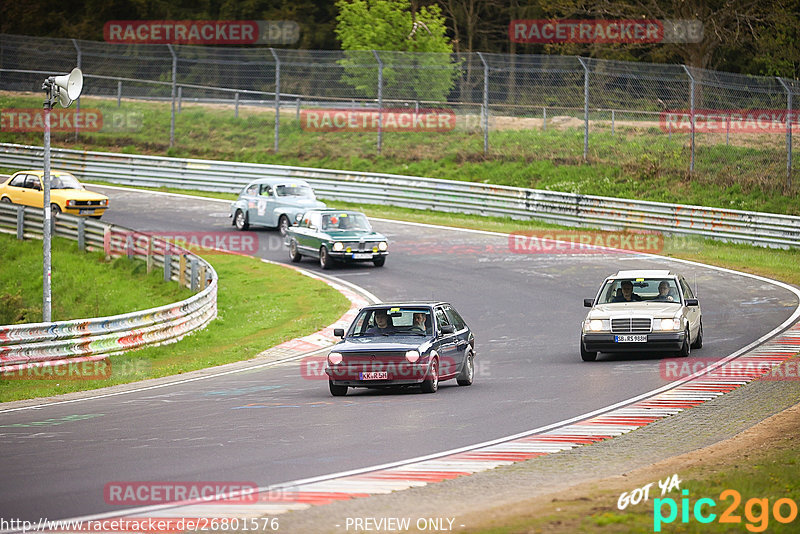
[584,299,594,307]
[440,324,455,335]
[685,298,699,307]
[333,328,345,337]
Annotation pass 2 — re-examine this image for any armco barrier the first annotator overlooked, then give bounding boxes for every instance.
[1,143,799,248]
[0,202,217,370]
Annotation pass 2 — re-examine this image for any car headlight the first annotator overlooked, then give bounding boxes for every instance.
[585,319,608,332]
[327,352,343,365]
[405,350,420,363]
[100,199,108,206]
[378,241,388,252]
[66,200,76,207]
[295,213,303,222]
[659,318,681,331]
[332,242,344,252]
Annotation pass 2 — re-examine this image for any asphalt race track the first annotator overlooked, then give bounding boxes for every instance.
[1,186,797,522]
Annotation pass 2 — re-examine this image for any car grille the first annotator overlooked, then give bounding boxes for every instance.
[341,241,381,252]
[342,351,406,365]
[71,200,105,207]
[611,318,652,333]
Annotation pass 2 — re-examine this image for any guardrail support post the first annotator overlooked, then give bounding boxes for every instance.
[777,77,793,189]
[77,218,85,251]
[373,50,384,155]
[167,44,177,148]
[270,48,281,153]
[682,65,695,173]
[179,254,187,287]
[190,258,198,291]
[477,52,489,156]
[198,263,206,291]
[16,206,24,240]
[164,251,171,282]
[577,57,589,162]
[146,237,153,273]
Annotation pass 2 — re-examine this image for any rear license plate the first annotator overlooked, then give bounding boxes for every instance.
[615,335,647,343]
[353,253,373,260]
[359,371,388,380]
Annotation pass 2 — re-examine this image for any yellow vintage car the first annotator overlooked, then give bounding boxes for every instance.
[0,170,109,218]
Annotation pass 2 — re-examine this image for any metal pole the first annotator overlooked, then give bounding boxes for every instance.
[167,44,177,148]
[725,113,730,146]
[373,50,383,155]
[611,109,615,136]
[682,65,695,173]
[296,97,301,120]
[234,91,239,118]
[177,86,182,113]
[72,39,81,142]
[270,48,280,153]
[577,57,589,161]
[477,52,489,155]
[543,106,547,131]
[777,77,793,189]
[117,80,122,108]
[42,93,53,322]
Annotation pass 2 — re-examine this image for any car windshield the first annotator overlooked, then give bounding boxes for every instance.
[349,307,432,336]
[275,184,314,198]
[320,212,371,232]
[598,278,681,304]
[50,174,83,190]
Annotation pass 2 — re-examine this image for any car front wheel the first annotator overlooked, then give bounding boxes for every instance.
[319,246,333,270]
[0,197,11,204]
[677,327,691,357]
[329,381,348,397]
[50,203,61,218]
[691,320,703,349]
[289,240,302,263]
[234,209,249,230]
[580,339,597,362]
[373,256,386,267]
[278,215,290,236]
[421,358,439,393]
[456,350,474,386]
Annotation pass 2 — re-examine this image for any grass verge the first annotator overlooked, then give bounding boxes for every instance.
[0,236,350,402]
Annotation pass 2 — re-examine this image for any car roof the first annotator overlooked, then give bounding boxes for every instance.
[245,178,310,186]
[362,302,449,309]
[13,170,75,178]
[612,270,675,278]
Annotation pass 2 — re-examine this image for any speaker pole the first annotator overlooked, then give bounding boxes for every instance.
[42,79,54,322]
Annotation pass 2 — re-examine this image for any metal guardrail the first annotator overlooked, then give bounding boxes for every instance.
[0,201,217,370]
[1,143,799,248]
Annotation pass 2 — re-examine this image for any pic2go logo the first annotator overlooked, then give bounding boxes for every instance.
[653,489,799,532]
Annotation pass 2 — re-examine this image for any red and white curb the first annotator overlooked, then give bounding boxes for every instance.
[113,321,800,523]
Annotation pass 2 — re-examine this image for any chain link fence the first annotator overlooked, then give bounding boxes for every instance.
[1,33,796,189]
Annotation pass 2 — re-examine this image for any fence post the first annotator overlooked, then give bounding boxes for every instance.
[543,106,547,131]
[177,86,182,113]
[117,80,122,108]
[777,77,793,189]
[146,236,153,273]
[682,65,695,173]
[190,258,198,291]
[77,218,85,251]
[164,249,172,282]
[373,50,383,155]
[234,91,239,118]
[296,97,301,120]
[16,205,24,240]
[167,44,177,148]
[477,52,489,156]
[179,254,187,287]
[577,57,589,161]
[72,39,81,143]
[611,109,615,136]
[270,48,280,153]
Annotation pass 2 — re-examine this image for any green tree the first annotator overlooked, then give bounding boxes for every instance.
[335,0,460,102]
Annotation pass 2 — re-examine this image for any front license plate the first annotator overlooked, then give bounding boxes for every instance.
[353,253,373,260]
[615,335,647,343]
[79,209,94,214]
[359,371,388,380]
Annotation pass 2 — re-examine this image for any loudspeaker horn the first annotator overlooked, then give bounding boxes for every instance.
[53,68,83,107]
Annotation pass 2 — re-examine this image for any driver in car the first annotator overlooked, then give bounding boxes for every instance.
[653,281,676,302]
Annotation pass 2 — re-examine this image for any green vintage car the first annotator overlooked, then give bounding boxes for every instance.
[285,209,388,269]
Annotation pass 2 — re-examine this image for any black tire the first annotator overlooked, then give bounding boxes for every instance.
[421,358,439,393]
[0,197,11,204]
[234,209,249,230]
[456,350,474,386]
[319,246,333,270]
[329,380,348,397]
[373,256,386,267]
[278,214,290,236]
[50,203,61,218]
[90,215,102,220]
[580,339,597,361]
[691,320,703,349]
[289,240,302,263]
[677,327,691,357]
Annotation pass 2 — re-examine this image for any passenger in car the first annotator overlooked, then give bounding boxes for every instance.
[613,280,642,302]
